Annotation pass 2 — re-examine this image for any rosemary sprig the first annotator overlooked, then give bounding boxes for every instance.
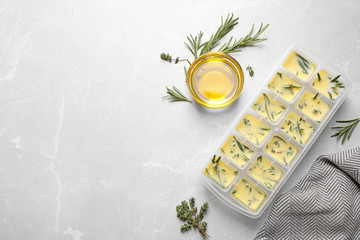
[176,197,210,239]
[295,53,311,74]
[263,93,273,121]
[218,23,269,54]
[233,136,244,152]
[163,86,192,102]
[283,84,301,94]
[185,32,205,61]
[331,117,360,144]
[200,13,239,55]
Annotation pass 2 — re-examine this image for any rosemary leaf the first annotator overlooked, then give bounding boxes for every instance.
[185,32,204,60]
[331,117,360,144]
[219,23,269,54]
[200,13,239,55]
[313,93,319,100]
[163,86,192,103]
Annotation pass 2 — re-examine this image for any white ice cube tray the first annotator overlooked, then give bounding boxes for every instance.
[200,45,352,218]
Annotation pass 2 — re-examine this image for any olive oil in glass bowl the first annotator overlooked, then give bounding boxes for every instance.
[186,52,244,109]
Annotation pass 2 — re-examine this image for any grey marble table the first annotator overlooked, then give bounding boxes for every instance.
[1,0,359,239]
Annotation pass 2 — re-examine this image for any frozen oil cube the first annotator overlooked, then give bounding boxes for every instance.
[312,71,344,100]
[231,178,267,211]
[265,135,298,166]
[221,136,254,168]
[253,93,286,123]
[284,52,315,81]
[248,156,283,189]
[297,92,330,123]
[237,114,270,146]
[281,112,315,144]
[204,155,238,189]
[268,72,302,101]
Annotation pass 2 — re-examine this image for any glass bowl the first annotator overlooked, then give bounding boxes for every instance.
[186,52,244,108]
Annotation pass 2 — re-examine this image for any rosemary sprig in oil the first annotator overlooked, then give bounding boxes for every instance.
[295,53,311,75]
[283,84,301,94]
[331,117,360,144]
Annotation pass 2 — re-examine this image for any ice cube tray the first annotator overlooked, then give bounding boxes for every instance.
[200,46,352,218]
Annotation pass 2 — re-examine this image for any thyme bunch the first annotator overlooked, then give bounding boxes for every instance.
[176,197,210,239]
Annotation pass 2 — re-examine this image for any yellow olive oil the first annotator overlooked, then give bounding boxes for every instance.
[187,52,244,108]
[193,59,237,104]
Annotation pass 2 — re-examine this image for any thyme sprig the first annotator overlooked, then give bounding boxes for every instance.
[331,117,360,144]
[163,86,192,102]
[160,53,189,64]
[176,197,210,239]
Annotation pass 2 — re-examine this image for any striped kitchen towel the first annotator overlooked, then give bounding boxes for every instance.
[255,146,360,240]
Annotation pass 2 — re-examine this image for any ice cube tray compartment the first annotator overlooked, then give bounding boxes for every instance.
[200,46,352,218]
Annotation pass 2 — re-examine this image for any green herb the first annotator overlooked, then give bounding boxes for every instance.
[313,93,319,100]
[163,86,192,102]
[233,136,244,152]
[245,183,252,194]
[295,53,311,75]
[210,155,227,188]
[312,109,322,115]
[330,75,340,83]
[277,72,283,78]
[160,53,188,64]
[176,197,210,239]
[317,73,321,81]
[200,13,239,55]
[263,93,273,121]
[218,23,269,54]
[246,66,254,77]
[331,117,360,144]
[275,135,286,143]
[283,84,301,94]
[328,91,334,100]
[243,118,250,125]
[296,121,302,136]
[185,32,204,61]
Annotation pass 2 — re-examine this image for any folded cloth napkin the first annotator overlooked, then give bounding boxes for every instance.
[255,147,360,240]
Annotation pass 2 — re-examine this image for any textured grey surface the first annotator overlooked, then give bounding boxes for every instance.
[0,0,360,239]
